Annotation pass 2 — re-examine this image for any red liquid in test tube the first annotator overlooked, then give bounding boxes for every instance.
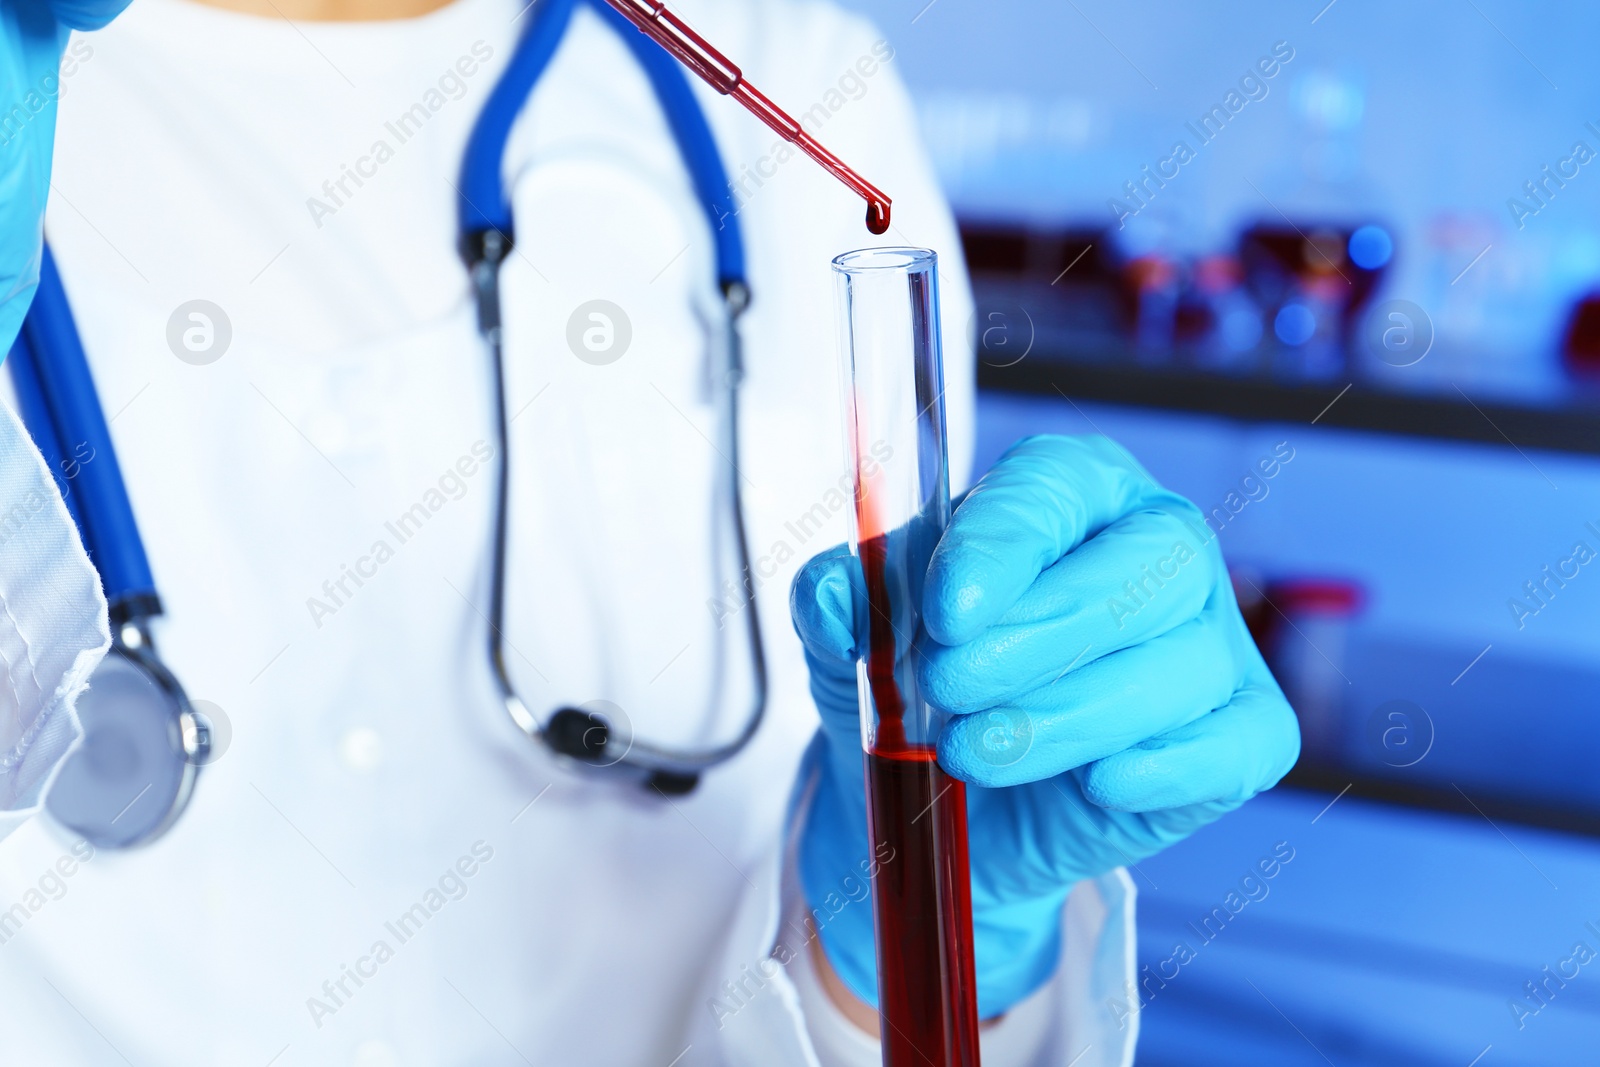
[859,528,981,1067]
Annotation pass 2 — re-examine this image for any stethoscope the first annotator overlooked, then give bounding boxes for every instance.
[461,0,766,796]
[6,0,765,848]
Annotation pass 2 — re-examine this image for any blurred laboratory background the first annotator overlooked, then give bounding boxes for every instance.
[836,0,1600,1063]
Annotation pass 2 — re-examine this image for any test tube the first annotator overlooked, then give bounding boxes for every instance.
[832,247,981,1067]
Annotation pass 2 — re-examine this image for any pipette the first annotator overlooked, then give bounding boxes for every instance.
[598,0,893,234]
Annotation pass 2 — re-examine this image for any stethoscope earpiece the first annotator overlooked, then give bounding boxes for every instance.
[543,706,615,764]
[538,708,704,796]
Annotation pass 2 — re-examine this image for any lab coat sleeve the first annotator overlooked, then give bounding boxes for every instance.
[0,399,110,840]
[696,742,1139,1067]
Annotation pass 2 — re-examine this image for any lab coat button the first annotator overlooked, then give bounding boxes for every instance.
[353,1038,400,1067]
[339,727,384,771]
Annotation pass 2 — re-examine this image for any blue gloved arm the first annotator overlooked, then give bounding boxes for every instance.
[792,434,1301,1020]
[0,0,131,353]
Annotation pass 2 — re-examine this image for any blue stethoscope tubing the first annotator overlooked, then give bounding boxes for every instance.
[459,0,746,291]
[8,246,206,848]
[458,0,767,793]
[9,246,160,627]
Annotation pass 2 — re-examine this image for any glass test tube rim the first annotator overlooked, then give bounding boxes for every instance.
[831,243,945,545]
[832,246,938,275]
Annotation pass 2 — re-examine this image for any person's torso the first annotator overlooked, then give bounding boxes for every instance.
[0,0,971,1061]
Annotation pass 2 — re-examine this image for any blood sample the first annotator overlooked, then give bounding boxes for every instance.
[600,0,892,233]
[835,248,981,1066]
[861,537,981,1066]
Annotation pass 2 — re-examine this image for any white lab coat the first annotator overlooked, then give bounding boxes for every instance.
[0,0,1137,1063]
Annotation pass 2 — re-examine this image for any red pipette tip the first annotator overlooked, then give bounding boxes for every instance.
[600,0,893,236]
[866,200,891,235]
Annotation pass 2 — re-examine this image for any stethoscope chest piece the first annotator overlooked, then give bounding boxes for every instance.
[44,624,209,849]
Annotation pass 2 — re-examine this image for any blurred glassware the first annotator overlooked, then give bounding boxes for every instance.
[1185,254,1262,371]
[1290,67,1367,187]
[1250,575,1366,764]
[1560,291,1600,377]
[959,222,1123,362]
[1122,254,1181,359]
[1239,222,1388,380]
[1409,212,1514,386]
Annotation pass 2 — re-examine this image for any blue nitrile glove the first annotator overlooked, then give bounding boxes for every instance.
[793,434,1300,1019]
[0,0,129,351]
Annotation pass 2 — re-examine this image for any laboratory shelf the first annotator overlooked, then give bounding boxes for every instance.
[961,231,1600,456]
[977,357,1600,457]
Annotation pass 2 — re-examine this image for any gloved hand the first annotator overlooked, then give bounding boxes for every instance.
[793,434,1300,1019]
[0,0,129,351]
